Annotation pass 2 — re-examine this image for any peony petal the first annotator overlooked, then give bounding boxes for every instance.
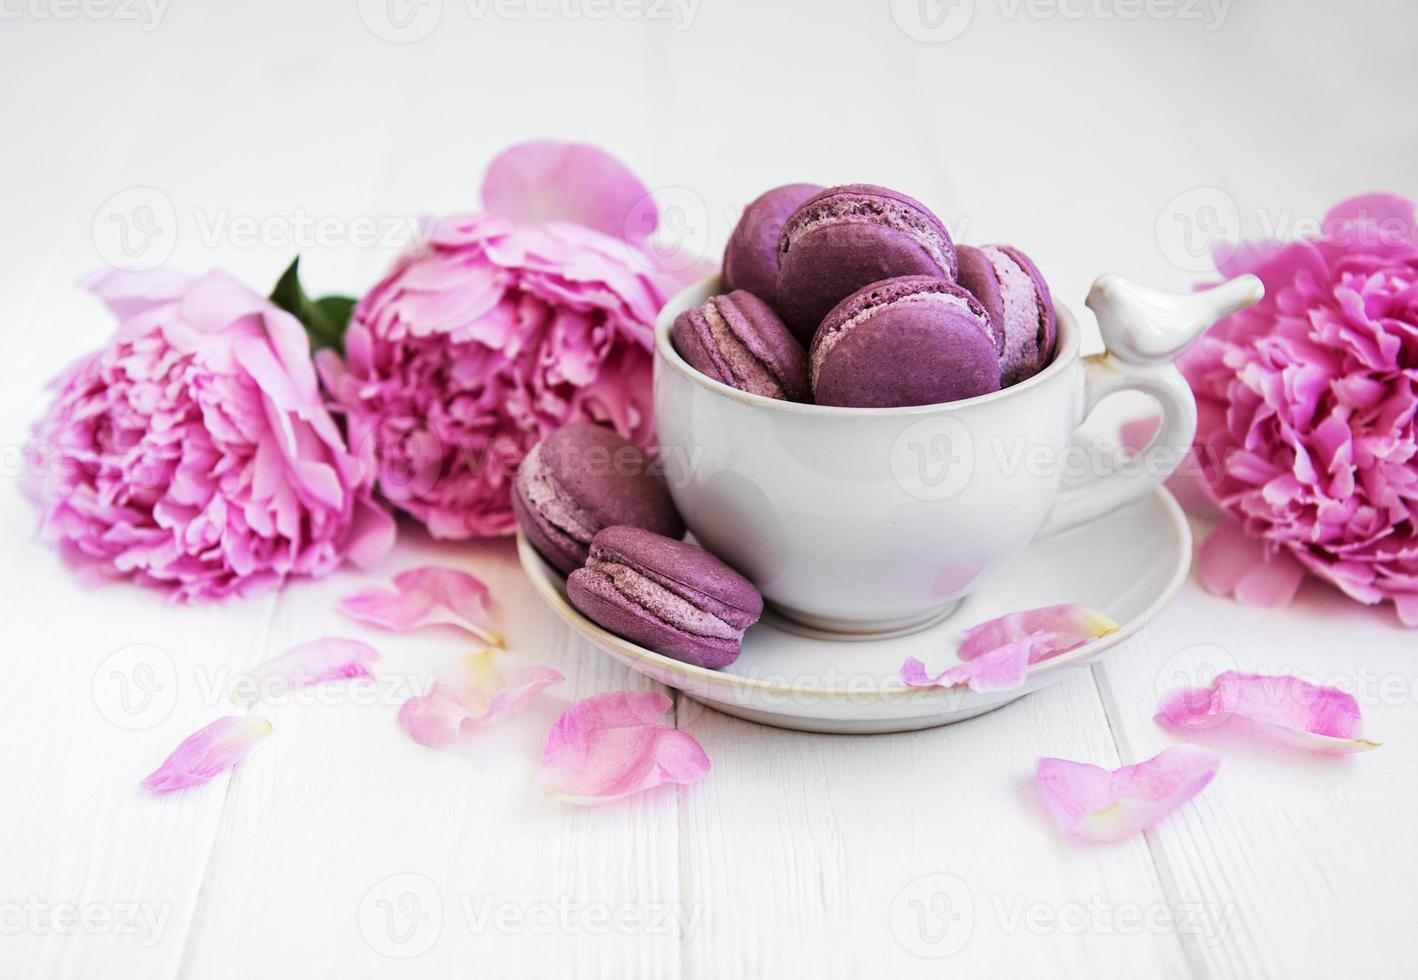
[958,604,1120,663]
[1197,521,1307,608]
[480,141,655,244]
[397,648,563,748]
[900,635,1043,693]
[141,716,273,793]
[539,691,708,804]
[1323,193,1416,245]
[1036,746,1219,843]
[339,566,503,647]
[341,497,398,569]
[83,267,193,321]
[1155,670,1381,753]
[233,637,380,706]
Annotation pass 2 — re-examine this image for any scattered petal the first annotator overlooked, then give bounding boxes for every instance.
[540,691,709,805]
[141,716,273,793]
[1036,746,1220,843]
[958,604,1120,663]
[1155,670,1381,753]
[398,648,563,748]
[232,637,380,706]
[1198,521,1307,608]
[900,634,1045,693]
[480,140,655,243]
[340,566,503,647]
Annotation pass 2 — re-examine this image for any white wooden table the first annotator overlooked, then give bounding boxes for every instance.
[3,2,1415,976]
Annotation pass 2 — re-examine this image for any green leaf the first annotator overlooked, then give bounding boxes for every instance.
[269,257,356,353]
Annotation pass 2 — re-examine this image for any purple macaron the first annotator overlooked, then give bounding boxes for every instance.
[513,422,684,575]
[809,276,1001,408]
[672,290,809,401]
[956,244,1057,387]
[568,526,764,669]
[775,184,959,345]
[722,183,823,312]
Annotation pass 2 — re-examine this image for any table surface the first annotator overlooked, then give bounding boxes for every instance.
[3,1,1416,976]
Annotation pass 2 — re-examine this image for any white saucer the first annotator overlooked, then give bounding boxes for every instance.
[518,488,1191,734]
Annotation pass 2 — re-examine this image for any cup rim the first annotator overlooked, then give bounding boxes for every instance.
[654,275,1081,417]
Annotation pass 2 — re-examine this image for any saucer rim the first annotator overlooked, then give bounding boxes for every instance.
[516,487,1193,701]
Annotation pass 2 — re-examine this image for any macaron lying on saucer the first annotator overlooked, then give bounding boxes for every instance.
[513,422,684,575]
[775,183,960,344]
[810,276,1001,408]
[568,526,764,669]
[672,289,809,402]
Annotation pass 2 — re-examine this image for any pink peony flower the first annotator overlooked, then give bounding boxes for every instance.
[28,269,395,600]
[1181,194,1418,626]
[316,141,704,540]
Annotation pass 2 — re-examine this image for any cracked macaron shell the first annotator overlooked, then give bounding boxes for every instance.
[722,183,823,312]
[775,184,959,344]
[513,423,684,575]
[956,243,1057,387]
[809,275,1001,408]
[672,289,810,401]
[567,526,763,669]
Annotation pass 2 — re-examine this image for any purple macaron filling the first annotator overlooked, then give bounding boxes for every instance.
[699,300,787,397]
[983,245,1051,383]
[780,187,956,278]
[580,555,746,642]
[567,526,764,669]
[518,441,599,547]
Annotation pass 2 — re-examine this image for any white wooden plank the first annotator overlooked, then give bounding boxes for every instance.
[680,676,1191,979]
[180,537,688,979]
[173,10,690,978]
[1095,555,1418,979]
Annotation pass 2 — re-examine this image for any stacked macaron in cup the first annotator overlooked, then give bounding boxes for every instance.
[516,181,1056,669]
[678,181,1057,407]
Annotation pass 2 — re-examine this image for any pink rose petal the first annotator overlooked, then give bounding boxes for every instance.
[958,604,1120,663]
[398,649,563,748]
[340,566,502,647]
[233,637,380,705]
[539,691,709,805]
[900,634,1045,693]
[480,141,656,244]
[141,716,273,793]
[1197,521,1307,608]
[1036,746,1220,843]
[1155,670,1381,753]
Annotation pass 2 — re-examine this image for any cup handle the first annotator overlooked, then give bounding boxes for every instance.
[1036,272,1264,538]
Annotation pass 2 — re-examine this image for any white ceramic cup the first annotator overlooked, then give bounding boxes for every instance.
[654,273,1262,635]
